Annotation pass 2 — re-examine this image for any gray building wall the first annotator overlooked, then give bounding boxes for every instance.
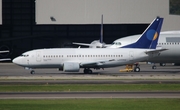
[36,0,180,31]
[0,0,179,59]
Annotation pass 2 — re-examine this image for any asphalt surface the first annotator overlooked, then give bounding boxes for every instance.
[0,63,180,99]
[0,63,180,80]
[0,79,180,85]
[0,92,180,99]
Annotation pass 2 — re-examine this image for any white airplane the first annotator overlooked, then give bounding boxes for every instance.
[12,17,165,74]
[109,31,180,69]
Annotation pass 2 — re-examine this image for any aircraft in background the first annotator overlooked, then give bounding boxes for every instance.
[73,15,106,48]
[109,30,180,69]
[73,15,176,70]
[12,17,165,74]
[0,50,11,61]
[69,14,180,70]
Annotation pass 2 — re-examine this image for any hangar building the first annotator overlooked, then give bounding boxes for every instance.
[0,0,179,59]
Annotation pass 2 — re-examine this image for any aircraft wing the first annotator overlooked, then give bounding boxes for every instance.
[72,42,91,47]
[145,48,168,54]
[0,58,11,61]
[0,50,10,61]
[0,50,9,53]
[80,59,115,67]
[103,44,112,48]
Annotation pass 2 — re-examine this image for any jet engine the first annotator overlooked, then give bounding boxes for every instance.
[63,62,80,72]
[89,40,106,48]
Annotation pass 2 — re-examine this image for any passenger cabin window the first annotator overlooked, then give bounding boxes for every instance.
[41,54,125,59]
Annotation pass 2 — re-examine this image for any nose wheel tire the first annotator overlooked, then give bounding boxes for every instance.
[30,70,35,74]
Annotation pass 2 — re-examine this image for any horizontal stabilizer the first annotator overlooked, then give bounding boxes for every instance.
[145,49,168,54]
[0,50,9,53]
[0,58,11,61]
[72,42,91,46]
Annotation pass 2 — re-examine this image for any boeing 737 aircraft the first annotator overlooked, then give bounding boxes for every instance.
[109,31,180,69]
[13,17,164,74]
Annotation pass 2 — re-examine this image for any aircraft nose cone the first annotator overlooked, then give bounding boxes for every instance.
[12,57,20,65]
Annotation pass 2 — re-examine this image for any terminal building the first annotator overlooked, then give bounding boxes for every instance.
[0,0,179,59]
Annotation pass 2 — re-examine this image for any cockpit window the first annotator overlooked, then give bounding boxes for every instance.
[20,54,29,57]
[117,42,121,45]
[112,42,121,45]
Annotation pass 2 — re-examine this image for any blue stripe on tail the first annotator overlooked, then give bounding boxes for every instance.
[121,17,163,49]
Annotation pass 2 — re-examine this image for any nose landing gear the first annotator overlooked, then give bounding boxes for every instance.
[30,70,35,74]
[25,67,35,74]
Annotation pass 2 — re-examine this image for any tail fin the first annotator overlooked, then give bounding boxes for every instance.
[122,17,163,49]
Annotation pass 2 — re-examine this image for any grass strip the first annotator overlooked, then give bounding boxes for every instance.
[0,99,180,110]
[0,84,180,92]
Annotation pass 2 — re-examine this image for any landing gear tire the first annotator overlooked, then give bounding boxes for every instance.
[83,68,92,74]
[152,65,156,69]
[88,70,92,74]
[160,63,166,66]
[134,67,140,72]
[30,70,35,74]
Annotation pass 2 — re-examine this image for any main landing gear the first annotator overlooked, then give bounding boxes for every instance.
[30,70,35,74]
[134,66,140,72]
[134,63,140,72]
[152,63,166,69]
[83,68,92,74]
[160,63,166,66]
[151,63,157,69]
[152,65,157,69]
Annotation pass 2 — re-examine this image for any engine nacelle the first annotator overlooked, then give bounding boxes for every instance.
[63,62,80,72]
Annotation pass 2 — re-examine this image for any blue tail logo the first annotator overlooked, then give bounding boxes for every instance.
[121,17,163,49]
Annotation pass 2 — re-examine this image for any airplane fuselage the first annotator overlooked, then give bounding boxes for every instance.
[109,31,180,63]
[13,48,153,70]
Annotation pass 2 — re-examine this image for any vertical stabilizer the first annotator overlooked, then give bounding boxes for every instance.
[122,17,163,49]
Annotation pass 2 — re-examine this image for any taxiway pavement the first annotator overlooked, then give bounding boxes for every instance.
[0,63,180,99]
[0,63,180,80]
[0,92,179,99]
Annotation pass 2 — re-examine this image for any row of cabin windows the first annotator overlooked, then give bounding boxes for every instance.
[43,55,63,58]
[43,55,123,58]
[158,42,180,45]
[67,55,123,58]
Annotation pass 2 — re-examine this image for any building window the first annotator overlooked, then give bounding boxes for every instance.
[170,0,180,15]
